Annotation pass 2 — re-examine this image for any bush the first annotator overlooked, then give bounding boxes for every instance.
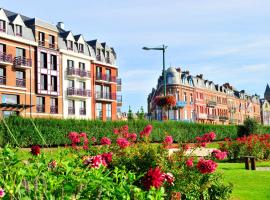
[243,118,259,136]
[0,116,269,147]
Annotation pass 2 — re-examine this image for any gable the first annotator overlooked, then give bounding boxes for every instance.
[12,14,25,27]
[77,35,85,44]
[0,9,9,22]
[66,32,75,41]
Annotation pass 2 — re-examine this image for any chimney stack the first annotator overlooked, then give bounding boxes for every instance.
[57,22,65,30]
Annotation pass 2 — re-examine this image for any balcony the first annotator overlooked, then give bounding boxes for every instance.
[49,43,56,49]
[80,108,86,115]
[0,76,6,85]
[16,79,26,88]
[36,105,45,113]
[0,27,6,32]
[67,88,91,98]
[176,101,187,108]
[68,107,75,115]
[50,106,58,114]
[198,113,207,119]
[67,68,91,79]
[0,52,13,64]
[96,74,116,83]
[13,56,32,69]
[117,95,122,106]
[219,116,228,121]
[38,41,45,46]
[206,100,217,107]
[208,114,218,120]
[96,55,101,61]
[95,92,116,101]
[117,78,122,91]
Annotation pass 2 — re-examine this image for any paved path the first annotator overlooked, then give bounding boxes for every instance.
[169,147,217,157]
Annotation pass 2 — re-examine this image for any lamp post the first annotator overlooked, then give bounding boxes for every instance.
[142,45,168,96]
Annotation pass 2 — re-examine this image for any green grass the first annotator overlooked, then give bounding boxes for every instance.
[218,161,270,200]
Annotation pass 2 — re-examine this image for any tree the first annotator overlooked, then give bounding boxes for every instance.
[128,106,134,120]
[243,117,258,136]
[137,106,145,120]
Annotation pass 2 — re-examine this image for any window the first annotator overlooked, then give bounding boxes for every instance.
[0,67,6,85]
[50,98,58,114]
[78,43,84,53]
[106,51,109,58]
[67,60,74,68]
[16,48,25,58]
[95,85,102,98]
[68,80,74,88]
[15,25,22,36]
[80,101,86,115]
[41,74,48,90]
[190,94,193,103]
[96,66,102,79]
[167,75,173,84]
[0,20,6,32]
[79,62,85,70]
[0,43,5,53]
[67,40,73,50]
[16,71,25,87]
[49,35,55,48]
[50,55,57,70]
[38,32,45,45]
[105,69,111,81]
[40,52,47,68]
[36,96,45,113]
[2,94,19,104]
[104,86,110,99]
[97,49,101,56]
[51,76,57,92]
[96,103,102,119]
[79,81,86,90]
[68,100,75,115]
[106,104,112,120]
[184,92,187,102]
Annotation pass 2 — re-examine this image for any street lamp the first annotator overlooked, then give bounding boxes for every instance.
[142,45,168,96]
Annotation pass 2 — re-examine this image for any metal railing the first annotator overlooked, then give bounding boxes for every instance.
[95,73,116,82]
[13,56,32,67]
[67,68,91,78]
[38,41,45,46]
[95,92,116,100]
[0,76,6,85]
[80,108,86,115]
[50,106,58,114]
[0,51,13,63]
[68,107,75,115]
[36,105,45,113]
[16,78,26,87]
[67,88,91,97]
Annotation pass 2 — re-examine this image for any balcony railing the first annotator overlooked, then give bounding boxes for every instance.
[13,56,32,68]
[206,100,217,107]
[176,101,187,108]
[105,57,111,64]
[96,55,101,61]
[67,68,91,78]
[96,74,116,82]
[219,116,228,121]
[50,106,58,114]
[0,27,6,32]
[67,88,91,97]
[95,92,116,100]
[49,43,56,49]
[0,76,6,85]
[117,95,122,103]
[198,113,208,119]
[36,105,45,113]
[207,114,218,120]
[16,33,22,37]
[68,107,75,115]
[80,108,86,115]
[38,41,45,46]
[0,52,13,63]
[16,78,26,87]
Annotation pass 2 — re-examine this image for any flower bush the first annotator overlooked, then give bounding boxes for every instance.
[155,95,176,108]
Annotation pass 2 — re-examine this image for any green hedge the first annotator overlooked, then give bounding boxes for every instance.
[0,117,270,147]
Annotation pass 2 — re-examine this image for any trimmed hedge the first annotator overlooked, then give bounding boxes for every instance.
[0,117,270,147]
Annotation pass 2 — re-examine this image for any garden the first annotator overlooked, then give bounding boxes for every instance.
[0,117,270,199]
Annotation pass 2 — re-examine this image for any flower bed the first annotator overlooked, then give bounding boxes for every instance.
[0,125,232,199]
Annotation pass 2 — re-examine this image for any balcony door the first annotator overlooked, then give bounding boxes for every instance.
[95,85,102,98]
[103,86,110,99]
[16,48,25,58]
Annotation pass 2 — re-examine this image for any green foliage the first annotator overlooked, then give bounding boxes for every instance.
[0,116,270,147]
[243,117,259,136]
[137,106,145,120]
[128,106,134,120]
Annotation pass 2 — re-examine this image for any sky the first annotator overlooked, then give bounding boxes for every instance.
[1,0,270,112]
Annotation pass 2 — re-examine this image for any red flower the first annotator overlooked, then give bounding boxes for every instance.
[116,138,130,149]
[202,132,216,142]
[186,158,193,168]
[128,133,137,142]
[100,137,111,145]
[182,144,190,150]
[163,135,173,147]
[68,132,80,143]
[113,128,119,135]
[31,145,41,156]
[48,160,57,169]
[91,137,97,143]
[101,152,113,165]
[79,132,87,138]
[143,167,165,190]
[140,124,153,138]
[163,172,175,186]
[197,159,217,174]
[212,150,227,160]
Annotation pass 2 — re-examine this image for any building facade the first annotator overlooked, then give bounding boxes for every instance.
[0,8,122,120]
[148,67,261,125]
[261,84,270,125]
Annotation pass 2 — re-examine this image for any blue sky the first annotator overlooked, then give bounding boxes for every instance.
[1,0,270,112]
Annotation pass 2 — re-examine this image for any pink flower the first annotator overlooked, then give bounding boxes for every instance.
[212,150,227,160]
[100,137,111,145]
[0,188,5,198]
[90,155,104,168]
[200,142,207,147]
[163,136,173,146]
[143,167,165,190]
[113,128,119,135]
[186,158,194,168]
[101,152,113,165]
[128,133,137,142]
[201,132,216,142]
[48,160,57,169]
[182,144,190,150]
[116,138,130,149]
[31,145,41,156]
[91,137,97,143]
[83,153,112,168]
[79,132,87,138]
[140,124,153,138]
[197,159,217,174]
[83,145,89,150]
[68,132,80,143]
[163,172,175,186]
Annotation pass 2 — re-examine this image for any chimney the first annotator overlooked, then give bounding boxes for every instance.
[197,74,203,79]
[186,70,190,75]
[176,67,181,72]
[57,22,65,30]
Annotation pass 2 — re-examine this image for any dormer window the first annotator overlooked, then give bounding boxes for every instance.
[96,49,101,61]
[78,43,84,53]
[67,40,73,50]
[15,25,22,37]
[38,32,45,46]
[0,20,6,32]
[49,35,55,49]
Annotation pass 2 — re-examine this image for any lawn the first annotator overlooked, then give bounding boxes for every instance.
[218,161,270,200]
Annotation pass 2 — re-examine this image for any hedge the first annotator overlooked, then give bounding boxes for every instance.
[0,117,270,147]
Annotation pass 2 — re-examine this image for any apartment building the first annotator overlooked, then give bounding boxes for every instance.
[25,17,62,118]
[87,40,119,121]
[58,23,94,119]
[0,8,122,120]
[148,67,261,125]
[0,8,36,117]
